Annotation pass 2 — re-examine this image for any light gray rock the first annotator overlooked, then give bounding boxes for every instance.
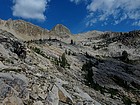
[0,73,29,103]
[46,85,59,105]
[3,96,24,105]
[33,101,43,105]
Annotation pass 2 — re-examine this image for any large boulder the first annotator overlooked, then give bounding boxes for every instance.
[0,73,29,104]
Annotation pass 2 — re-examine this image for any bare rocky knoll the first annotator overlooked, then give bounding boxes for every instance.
[0,19,140,105]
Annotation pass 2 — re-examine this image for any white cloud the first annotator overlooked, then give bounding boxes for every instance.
[132,21,140,26]
[86,0,140,26]
[70,0,87,4]
[86,18,97,26]
[12,0,50,20]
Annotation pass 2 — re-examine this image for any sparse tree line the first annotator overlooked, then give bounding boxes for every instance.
[25,38,76,46]
[102,31,140,48]
[31,46,70,68]
[81,51,140,105]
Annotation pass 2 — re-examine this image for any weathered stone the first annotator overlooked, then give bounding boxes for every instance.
[46,85,59,105]
[0,73,28,102]
[3,96,24,105]
[33,101,43,105]
[58,90,72,104]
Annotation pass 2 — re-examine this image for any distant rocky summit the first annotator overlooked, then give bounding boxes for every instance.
[0,19,140,105]
[50,24,71,38]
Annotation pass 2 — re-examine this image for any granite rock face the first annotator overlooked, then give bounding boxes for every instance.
[0,19,140,105]
[0,73,28,105]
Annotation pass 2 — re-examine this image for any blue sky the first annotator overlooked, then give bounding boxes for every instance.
[0,0,140,34]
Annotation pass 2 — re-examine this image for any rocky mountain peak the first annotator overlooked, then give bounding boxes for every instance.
[0,19,50,40]
[0,19,73,40]
[51,24,71,37]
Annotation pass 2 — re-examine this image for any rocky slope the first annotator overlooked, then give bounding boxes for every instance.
[0,19,140,105]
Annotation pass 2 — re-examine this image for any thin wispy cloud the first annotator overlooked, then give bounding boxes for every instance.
[70,0,87,4]
[12,0,50,20]
[132,21,140,26]
[70,0,140,27]
[86,0,140,26]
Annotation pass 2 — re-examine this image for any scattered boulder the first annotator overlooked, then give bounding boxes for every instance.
[2,96,24,105]
[33,101,43,105]
[45,85,59,105]
[0,73,29,104]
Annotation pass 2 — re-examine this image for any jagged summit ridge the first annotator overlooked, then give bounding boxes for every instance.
[0,19,72,40]
[0,19,50,40]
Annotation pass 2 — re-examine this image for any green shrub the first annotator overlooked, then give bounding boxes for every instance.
[32,47,49,59]
[122,96,132,105]
[60,53,70,68]
[121,50,129,62]
[135,101,140,105]
[82,61,94,87]
[112,75,130,90]
[70,39,74,45]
